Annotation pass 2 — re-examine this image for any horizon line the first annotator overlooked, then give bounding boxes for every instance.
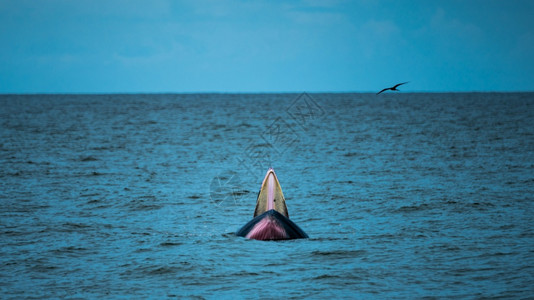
[1,90,534,96]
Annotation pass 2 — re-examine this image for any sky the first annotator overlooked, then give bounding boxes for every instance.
[1,0,533,93]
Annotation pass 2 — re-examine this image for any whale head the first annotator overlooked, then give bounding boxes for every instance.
[237,168,308,241]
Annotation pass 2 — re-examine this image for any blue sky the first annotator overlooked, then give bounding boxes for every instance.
[1,0,533,93]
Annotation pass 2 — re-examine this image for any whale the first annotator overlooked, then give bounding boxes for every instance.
[236,168,308,240]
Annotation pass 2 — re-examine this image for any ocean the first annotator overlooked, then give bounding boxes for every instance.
[1,93,533,298]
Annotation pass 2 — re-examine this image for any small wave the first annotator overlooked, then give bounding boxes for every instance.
[313,274,343,280]
[80,193,100,198]
[308,236,350,242]
[80,156,98,162]
[429,244,461,252]
[31,263,58,273]
[124,262,194,278]
[127,195,163,211]
[134,248,152,253]
[51,246,88,255]
[468,202,496,208]
[2,229,29,237]
[230,271,260,276]
[90,146,111,150]
[209,123,227,130]
[311,249,367,258]
[160,242,182,247]
[147,266,178,275]
[221,232,236,238]
[63,222,91,229]
[395,203,433,213]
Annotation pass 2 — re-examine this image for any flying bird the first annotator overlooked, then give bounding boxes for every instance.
[376,82,409,95]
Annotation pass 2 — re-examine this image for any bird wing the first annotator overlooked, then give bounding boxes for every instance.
[393,82,409,89]
[376,88,389,95]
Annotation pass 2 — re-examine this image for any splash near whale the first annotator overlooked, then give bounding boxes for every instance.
[236,168,308,241]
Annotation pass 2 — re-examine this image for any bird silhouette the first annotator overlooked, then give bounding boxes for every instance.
[376,82,409,95]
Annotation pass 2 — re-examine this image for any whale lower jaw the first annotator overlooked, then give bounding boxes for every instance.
[236,209,308,241]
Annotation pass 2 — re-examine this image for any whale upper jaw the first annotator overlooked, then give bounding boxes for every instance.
[253,168,289,218]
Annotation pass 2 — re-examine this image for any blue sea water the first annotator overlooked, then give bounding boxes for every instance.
[0,93,533,299]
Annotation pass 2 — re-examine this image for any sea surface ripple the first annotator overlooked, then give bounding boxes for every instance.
[1,93,533,298]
